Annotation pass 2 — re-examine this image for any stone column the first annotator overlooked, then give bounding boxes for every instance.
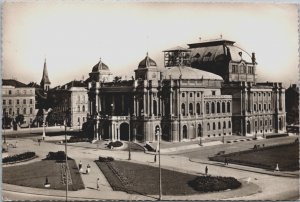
[170,89,173,116]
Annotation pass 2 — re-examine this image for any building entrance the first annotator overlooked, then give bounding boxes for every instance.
[120,122,129,141]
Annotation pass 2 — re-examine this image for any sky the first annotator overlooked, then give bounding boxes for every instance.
[2,2,299,88]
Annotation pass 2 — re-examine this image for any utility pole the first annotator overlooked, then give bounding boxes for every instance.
[65,118,68,202]
[157,127,162,200]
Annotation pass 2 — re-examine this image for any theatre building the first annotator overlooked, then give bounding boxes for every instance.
[87,52,232,142]
[187,38,286,136]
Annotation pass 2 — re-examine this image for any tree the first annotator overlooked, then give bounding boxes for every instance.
[15,114,25,125]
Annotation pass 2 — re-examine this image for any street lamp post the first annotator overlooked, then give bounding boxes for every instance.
[128,129,131,160]
[64,119,68,202]
[156,127,162,200]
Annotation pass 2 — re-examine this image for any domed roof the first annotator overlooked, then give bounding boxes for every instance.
[92,58,109,72]
[162,66,223,80]
[138,53,157,69]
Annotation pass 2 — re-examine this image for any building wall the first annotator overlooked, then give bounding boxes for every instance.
[2,86,36,126]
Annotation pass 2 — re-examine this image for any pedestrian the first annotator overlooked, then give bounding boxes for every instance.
[38,139,41,146]
[154,154,157,163]
[78,161,82,172]
[87,164,91,174]
[205,166,208,175]
[97,178,100,190]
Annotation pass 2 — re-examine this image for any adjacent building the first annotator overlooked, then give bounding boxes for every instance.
[48,80,88,128]
[2,79,36,127]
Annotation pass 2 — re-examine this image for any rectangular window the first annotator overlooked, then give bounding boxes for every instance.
[23,99,26,104]
[212,91,216,95]
[17,99,19,105]
[197,93,200,97]
[3,100,6,105]
[9,99,12,105]
[23,108,26,114]
[8,90,12,95]
[182,93,185,98]
[30,99,33,104]
[190,93,193,97]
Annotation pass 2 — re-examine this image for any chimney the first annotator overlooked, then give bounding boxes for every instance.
[252,52,256,64]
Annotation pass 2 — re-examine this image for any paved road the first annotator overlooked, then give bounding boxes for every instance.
[2,135,299,200]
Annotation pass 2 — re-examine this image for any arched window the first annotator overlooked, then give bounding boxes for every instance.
[207,123,210,131]
[78,105,80,112]
[82,105,85,112]
[222,102,226,113]
[211,102,215,114]
[259,104,262,111]
[217,102,220,113]
[213,122,216,130]
[218,122,221,129]
[196,103,200,115]
[189,103,193,115]
[181,103,185,115]
[206,102,210,114]
[227,102,230,113]
[223,121,226,129]
[228,121,231,128]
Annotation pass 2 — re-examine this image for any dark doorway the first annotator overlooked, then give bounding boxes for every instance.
[120,122,130,141]
[183,125,188,139]
[198,124,202,137]
[247,121,251,134]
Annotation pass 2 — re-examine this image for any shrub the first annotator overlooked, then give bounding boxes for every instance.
[188,176,241,192]
[108,141,123,148]
[63,136,90,143]
[44,151,73,160]
[3,152,36,163]
[99,156,114,162]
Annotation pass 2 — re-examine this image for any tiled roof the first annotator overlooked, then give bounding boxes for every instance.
[55,80,87,90]
[2,79,28,88]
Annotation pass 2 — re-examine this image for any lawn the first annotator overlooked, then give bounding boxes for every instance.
[3,160,85,191]
[209,143,299,171]
[96,160,241,195]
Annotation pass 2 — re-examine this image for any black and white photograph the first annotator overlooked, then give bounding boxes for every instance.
[1,1,299,201]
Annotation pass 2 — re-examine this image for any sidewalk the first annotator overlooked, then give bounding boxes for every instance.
[189,158,299,178]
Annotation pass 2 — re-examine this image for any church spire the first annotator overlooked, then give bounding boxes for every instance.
[40,58,51,91]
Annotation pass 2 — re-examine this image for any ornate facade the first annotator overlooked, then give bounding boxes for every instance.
[187,38,286,136]
[88,52,233,142]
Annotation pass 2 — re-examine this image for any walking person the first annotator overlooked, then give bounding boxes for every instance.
[87,164,91,174]
[205,166,208,175]
[154,154,157,163]
[96,178,100,190]
[78,161,82,172]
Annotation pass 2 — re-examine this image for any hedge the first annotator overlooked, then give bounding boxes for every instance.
[108,141,123,148]
[44,151,73,160]
[3,152,36,164]
[188,176,241,192]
